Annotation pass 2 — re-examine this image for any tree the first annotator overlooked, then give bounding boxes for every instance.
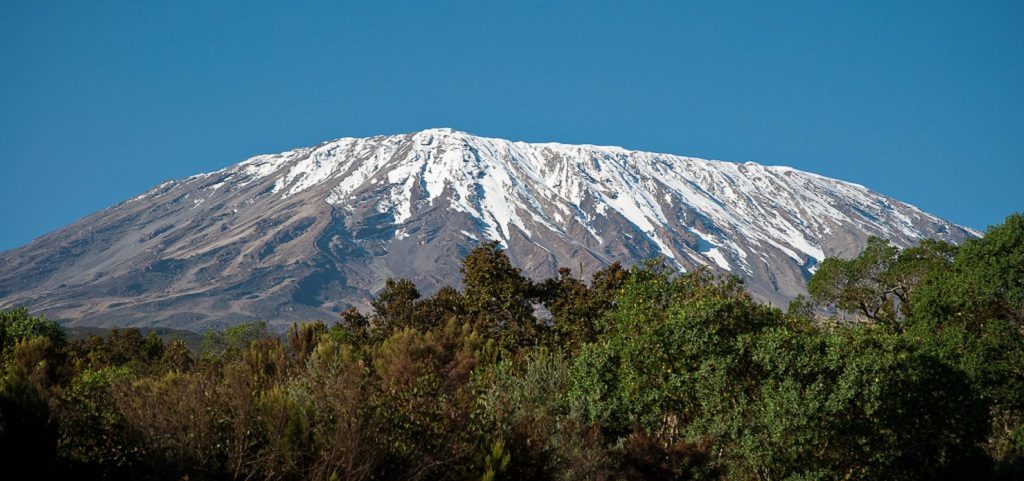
[330,306,371,347]
[569,263,773,440]
[537,263,632,352]
[808,236,901,327]
[539,267,595,350]
[288,321,327,363]
[808,236,956,331]
[0,337,63,477]
[589,262,629,310]
[371,278,421,337]
[912,213,1024,328]
[73,328,164,372]
[57,367,138,477]
[202,321,268,355]
[0,307,65,356]
[413,286,465,331]
[461,242,540,349]
[367,321,485,480]
[887,239,958,306]
[159,339,194,373]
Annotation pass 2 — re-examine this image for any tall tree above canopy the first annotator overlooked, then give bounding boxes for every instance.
[808,237,900,327]
[808,236,957,331]
[460,242,539,348]
[951,213,1024,325]
[371,278,421,337]
[913,213,1024,327]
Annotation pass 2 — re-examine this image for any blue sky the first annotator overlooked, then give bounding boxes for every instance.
[1,1,1021,251]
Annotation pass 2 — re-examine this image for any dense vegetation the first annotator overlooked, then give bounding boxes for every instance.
[1,214,1022,481]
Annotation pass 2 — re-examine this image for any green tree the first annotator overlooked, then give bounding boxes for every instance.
[461,242,540,349]
[808,236,902,328]
[808,236,957,331]
[371,278,421,337]
[537,262,630,352]
[367,321,485,480]
[589,262,629,310]
[912,213,1024,328]
[159,338,194,373]
[570,263,770,438]
[0,307,65,356]
[539,267,596,350]
[331,306,371,346]
[57,367,139,477]
[202,320,268,356]
[572,262,990,480]
[0,337,63,477]
[72,328,164,372]
[413,285,465,331]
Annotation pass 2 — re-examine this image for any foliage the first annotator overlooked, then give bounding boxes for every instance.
[461,241,541,349]
[201,320,268,355]
[538,263,627,352]
[0,336,63,478]
[288,321,327,363]
[808,236,957,331]
[911,213,1024,328]
[58,366,139,476]
[0,307,65,356]
[371,278,421,337]
[0,213,1022,479]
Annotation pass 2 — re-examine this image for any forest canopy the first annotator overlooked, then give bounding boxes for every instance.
[1,214,1022,481]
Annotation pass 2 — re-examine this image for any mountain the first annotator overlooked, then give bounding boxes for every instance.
[0,128,976,330]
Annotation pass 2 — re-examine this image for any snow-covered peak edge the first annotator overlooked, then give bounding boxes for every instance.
[133,128,979,275]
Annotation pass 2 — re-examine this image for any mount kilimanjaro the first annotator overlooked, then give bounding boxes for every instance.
[0,128,976,330]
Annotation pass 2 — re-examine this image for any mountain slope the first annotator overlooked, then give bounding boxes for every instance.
[0,128,976,329]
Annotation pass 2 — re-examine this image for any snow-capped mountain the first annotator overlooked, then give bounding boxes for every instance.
[0,128,976,329]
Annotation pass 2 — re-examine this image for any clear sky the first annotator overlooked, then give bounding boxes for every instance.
[1,1,1021,251]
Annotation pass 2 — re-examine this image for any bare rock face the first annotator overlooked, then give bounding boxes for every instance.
[0,129,976,330]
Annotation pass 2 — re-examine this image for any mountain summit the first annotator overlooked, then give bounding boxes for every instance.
[0,129,976,329]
